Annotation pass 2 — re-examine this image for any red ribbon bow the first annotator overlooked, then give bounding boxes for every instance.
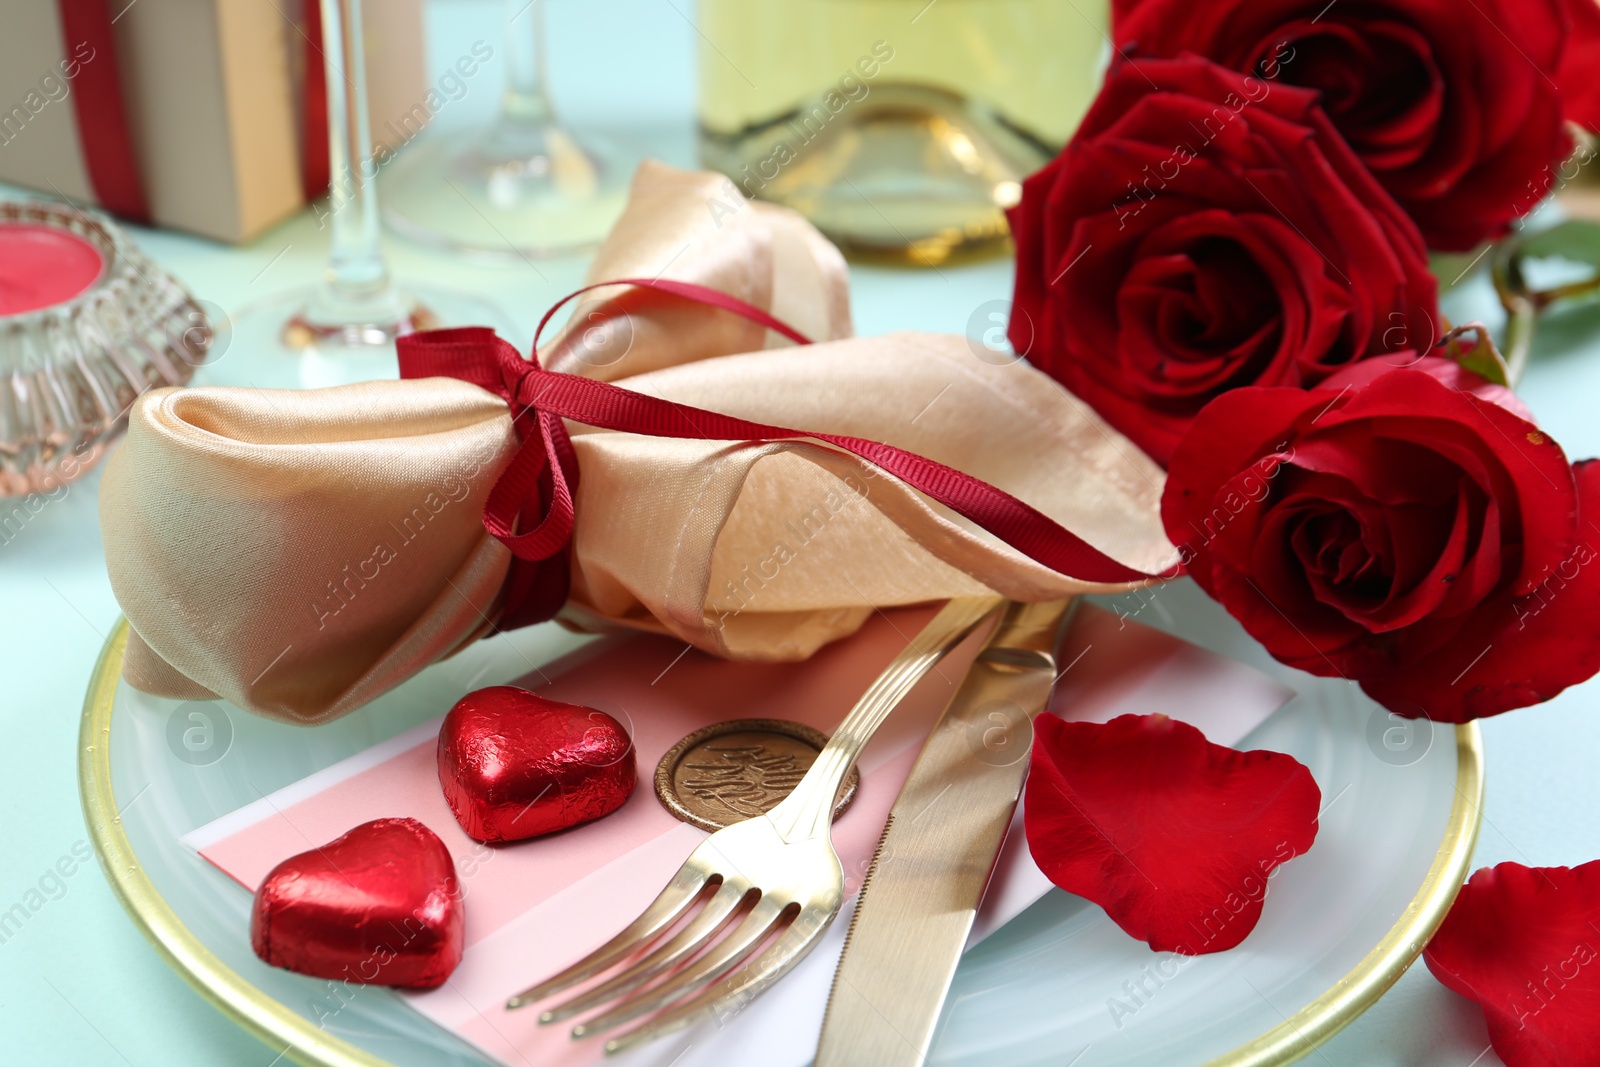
[398,278,1170,630]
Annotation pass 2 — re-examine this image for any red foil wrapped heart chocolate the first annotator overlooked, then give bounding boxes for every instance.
[438,685,636,843]
[250,817,463,989]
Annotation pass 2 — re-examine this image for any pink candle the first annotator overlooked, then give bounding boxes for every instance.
[0,223,106,315]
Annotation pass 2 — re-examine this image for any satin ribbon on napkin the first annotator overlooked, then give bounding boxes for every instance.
[100,161,1179,724]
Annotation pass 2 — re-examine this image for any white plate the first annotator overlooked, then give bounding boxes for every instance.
[79,580,1480,1067]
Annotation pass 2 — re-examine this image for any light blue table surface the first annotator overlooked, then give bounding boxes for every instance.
[4,2,1599,1064]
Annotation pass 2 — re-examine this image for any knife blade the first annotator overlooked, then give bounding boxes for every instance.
[815,598,1075,1067]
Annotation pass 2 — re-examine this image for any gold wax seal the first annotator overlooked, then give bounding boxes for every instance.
[654,718,860,832]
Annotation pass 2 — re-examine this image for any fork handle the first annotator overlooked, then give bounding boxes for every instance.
[765,596,1004,844]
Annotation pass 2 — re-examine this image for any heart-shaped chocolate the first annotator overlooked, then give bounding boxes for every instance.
[438,685,636,843]
[250,817,463,989]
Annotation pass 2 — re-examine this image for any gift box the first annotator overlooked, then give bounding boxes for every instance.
[0,0,427,243]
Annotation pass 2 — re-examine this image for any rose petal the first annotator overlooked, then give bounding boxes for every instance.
[1425,860,1600,1067]
[1560,0,1600,131]
[1162,385,1328,576]
[1024,713,1321,954]
[1362,460,1600,721]
[1319,355,1535,422]
[1110,0,1146,26]
[1312,370,1577,595]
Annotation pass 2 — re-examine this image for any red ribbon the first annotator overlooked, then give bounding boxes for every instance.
[299,0,331,202]
[57,0,150,222]
[398,278,1171,630]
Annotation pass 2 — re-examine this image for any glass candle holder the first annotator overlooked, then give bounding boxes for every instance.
[0,200,209,496]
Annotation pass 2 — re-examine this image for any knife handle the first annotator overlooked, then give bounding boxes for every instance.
[975,598,1076,674]
[812,597,1076,1067]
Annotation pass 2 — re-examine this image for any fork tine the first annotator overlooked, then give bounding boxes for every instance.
[537,880,754,1023]
[505,863,714,1009]
[568,898,793,1038]
[601,914,828,1055]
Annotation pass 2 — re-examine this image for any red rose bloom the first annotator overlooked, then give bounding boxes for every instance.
[1161,357,1600,722]
[1008,55,1437,467]
[1112,0,1576,250]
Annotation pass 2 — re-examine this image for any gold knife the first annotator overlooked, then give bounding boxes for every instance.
[815,598,1075,1067]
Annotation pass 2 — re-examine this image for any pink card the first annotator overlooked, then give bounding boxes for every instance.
[186,604,1294,1066]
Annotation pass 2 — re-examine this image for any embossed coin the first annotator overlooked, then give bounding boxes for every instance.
[654,718,860,832]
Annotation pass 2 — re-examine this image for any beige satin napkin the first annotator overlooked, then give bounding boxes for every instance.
[101,161,1176,725]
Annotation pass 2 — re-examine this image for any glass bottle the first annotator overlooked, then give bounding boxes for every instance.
[697,0,1110,265]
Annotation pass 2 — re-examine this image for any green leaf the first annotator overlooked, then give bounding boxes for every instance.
[1515,219,1600,266]
[1440,324,1511,387]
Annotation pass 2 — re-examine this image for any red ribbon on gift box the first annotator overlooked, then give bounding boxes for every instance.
[56,0,149,222]
[399,279,1177,630]
[299,0,331,202]
[53,0,331,223]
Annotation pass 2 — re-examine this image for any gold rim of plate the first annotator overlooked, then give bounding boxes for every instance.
[78,619,1486,1067]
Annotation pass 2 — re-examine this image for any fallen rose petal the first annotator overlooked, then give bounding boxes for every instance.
[1024,713,1320,954]
[1425,860,1600,1067]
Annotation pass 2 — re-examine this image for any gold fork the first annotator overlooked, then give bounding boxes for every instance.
[505,595,1004,1054]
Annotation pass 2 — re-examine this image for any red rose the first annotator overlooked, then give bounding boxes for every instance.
[1008,55,1437,467]
[1113,0,1576,250]
[1162,357,1600,722]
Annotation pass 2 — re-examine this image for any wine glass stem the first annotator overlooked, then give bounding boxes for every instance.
[315,0,402,324]
[501,0,555,128]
